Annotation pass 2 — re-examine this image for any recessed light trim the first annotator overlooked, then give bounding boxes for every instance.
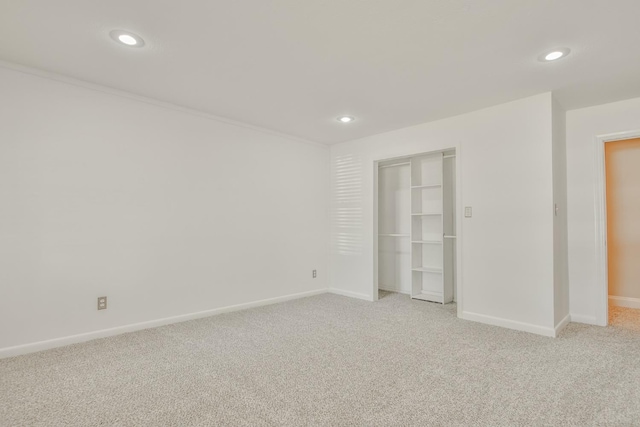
[109,30,145,48]
[337,116,355,123]
[538,47,570,62]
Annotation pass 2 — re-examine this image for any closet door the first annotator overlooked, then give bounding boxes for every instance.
[410,154,445,303]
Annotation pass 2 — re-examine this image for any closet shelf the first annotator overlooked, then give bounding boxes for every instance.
[379,234,410,237]
[411,240,442,244]
[411,184,441,189]
[411,212,442,216]
[411,267,443,273]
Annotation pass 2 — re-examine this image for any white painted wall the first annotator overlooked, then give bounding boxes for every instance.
[330,93,559,335]
[605,139,640,301]
[567,97,640,324]
[0,65,329,353]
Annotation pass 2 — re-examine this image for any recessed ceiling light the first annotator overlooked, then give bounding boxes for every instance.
[118,34,137,45]
[538,48,570,62]
[109,30,145,48]
[545,51,563,61]
[337,116,355,123]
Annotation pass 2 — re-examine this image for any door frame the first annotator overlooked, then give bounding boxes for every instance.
[594,129,640,326]
[373,147,463,319]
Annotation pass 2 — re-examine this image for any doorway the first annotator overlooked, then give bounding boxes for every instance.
[373,149,461,316]
[605,137,640,330]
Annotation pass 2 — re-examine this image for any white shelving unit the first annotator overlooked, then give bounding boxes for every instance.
[377,150,456,302]
[410,153,444,302]
[409,151,456,304]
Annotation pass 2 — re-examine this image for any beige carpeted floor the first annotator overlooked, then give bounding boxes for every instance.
[2,292,640,426]
[609,305,640,332]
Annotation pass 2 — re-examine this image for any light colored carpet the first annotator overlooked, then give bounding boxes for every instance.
[1,292,640,427]
[609,305,640,332]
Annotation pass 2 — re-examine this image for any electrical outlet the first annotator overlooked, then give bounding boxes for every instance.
[464,206,472,218]
[312,270,317,278]
[97,296,107,310]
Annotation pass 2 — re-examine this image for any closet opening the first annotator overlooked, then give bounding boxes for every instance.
[374,149,459,308]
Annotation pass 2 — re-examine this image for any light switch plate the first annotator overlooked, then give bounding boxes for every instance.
[464,207,472,218]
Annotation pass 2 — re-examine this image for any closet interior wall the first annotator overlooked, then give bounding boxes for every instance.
[377,160,411,294]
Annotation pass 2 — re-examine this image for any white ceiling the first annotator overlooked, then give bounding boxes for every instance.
[2,1,640,144]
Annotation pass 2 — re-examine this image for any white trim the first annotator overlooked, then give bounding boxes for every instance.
[554,314,571,336]
[379,162,410,169]
[594,129,640,327]
[594,133,608,326]
[455,144,463,318]
[328,288,374,301]
[569,313,598,325]
[609,295,640,309]
[461,311,556,337]
[372,161,380,302]
[0,60,325,149]
[0,289,328,359]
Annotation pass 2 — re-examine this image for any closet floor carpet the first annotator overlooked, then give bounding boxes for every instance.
[2,291,639,426]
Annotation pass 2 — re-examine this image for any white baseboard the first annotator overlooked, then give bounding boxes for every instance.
[328,288,374,301]
[569,313,598,325]
[461,311,556,337]
[554,314,571,336]
[609,295,640,310]
[0,288,329,359]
